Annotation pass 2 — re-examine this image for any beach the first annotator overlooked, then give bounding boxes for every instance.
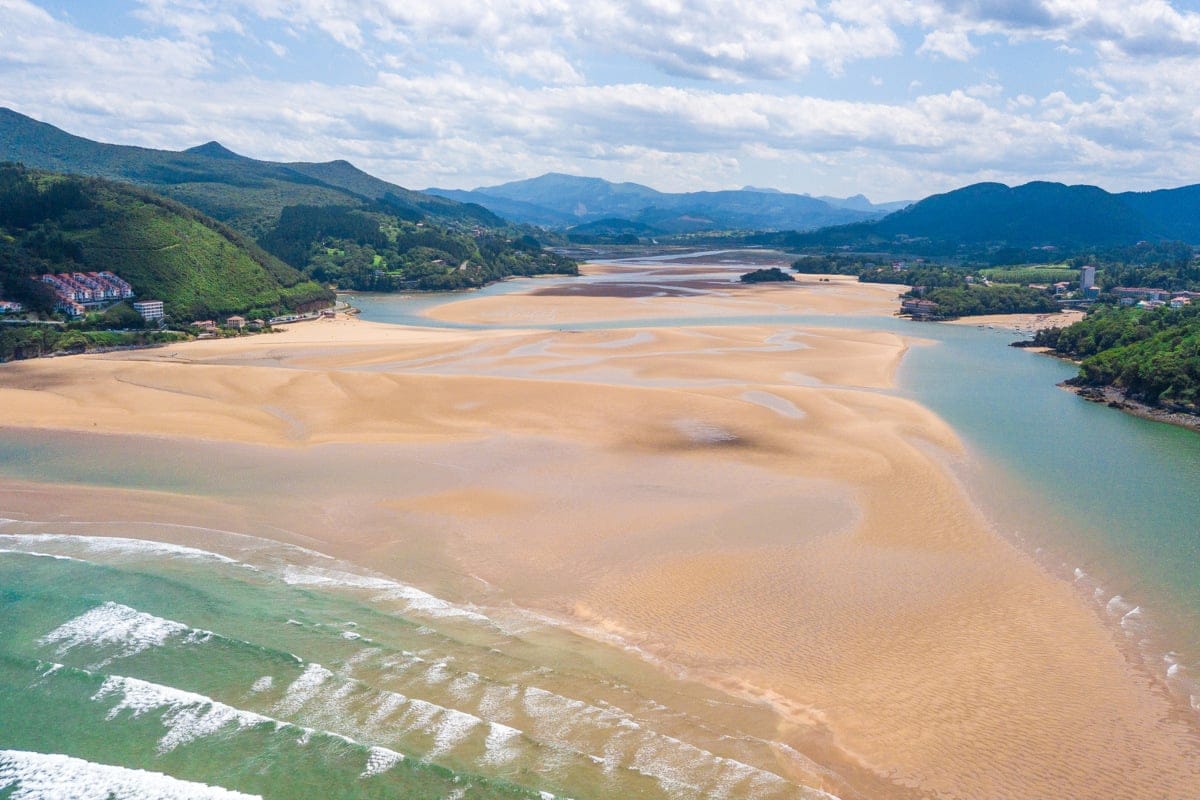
[1,259,1198,799]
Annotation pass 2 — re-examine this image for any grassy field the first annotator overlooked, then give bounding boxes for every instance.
[978,265,1079,284]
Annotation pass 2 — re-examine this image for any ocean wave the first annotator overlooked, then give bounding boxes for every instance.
[276,564,491,623]
[0,547,85,562]
[360,746,404,778]
[38,602,211,667]
[0,749,261,800]
[84,669,409,783]
[0,533,241,565]
[274,663,333,717]
[93,675,276,754]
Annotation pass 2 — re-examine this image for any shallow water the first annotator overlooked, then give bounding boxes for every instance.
[0,529,827,800]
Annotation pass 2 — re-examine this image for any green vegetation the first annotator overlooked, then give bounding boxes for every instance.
[261,204,576,290]
[1034,303,1200,412]
[771,180,1200,256]
[792,254,964,287]
[739,267,794,283]
[1,109,578,299]
[0,110,501,238]
[978,265,1076,284]
[0,164,332,321]
[0,324,188,361]
[1074,241,1200,291]
[565,218,660,245]
[919,285,1059,318]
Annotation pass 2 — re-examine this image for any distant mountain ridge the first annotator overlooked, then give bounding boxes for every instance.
[425,173,906,233]
[783,180,1200,250]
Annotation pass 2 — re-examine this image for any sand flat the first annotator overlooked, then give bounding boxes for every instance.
[1,264,1197,799]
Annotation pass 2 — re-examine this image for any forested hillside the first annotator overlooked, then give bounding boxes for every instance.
[259,205,575,291]
[0,164,332,320]
[0,109,574,292]
[1035,304,1200,411]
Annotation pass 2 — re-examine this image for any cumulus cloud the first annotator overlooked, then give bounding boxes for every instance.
[3,0,1200,200]
[917,28,978,59]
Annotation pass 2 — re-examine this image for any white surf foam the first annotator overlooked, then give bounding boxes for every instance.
[277,565,490,623]
[38,602,211,666]
[482,722,522,766]
[520,685,799,799]
[275,663,333,716]
[0,548,84,562]
[249,676,273,694]
[0,749,261,800]
[93,675,274,754]
[0,533,241,564]
[359,746,404,778]
[1105,594,1135,617]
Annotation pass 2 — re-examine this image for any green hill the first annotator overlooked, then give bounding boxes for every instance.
[0,108,501,237]
[0,163,332,320]
[565,218,663,244]
[0,109,574,292]
[1035,303,1200,413]
[776,180,1200,254]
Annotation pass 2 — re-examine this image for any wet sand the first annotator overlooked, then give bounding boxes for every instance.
[1,264,1197,798]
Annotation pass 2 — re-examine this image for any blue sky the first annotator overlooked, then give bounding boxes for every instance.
[3,0,1200,201]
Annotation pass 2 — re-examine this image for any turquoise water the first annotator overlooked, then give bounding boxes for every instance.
[897,323,1200,660]
[0,530,819,799]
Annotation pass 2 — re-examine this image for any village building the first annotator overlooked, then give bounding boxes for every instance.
[39,271,135,307]
[1114,287,1171,305]
[900,298,940,319]
[133,300,165,321]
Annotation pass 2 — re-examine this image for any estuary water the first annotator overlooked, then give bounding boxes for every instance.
[2,254,1198,799]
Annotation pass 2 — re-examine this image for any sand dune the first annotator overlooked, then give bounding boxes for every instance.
[1,265,1197,799]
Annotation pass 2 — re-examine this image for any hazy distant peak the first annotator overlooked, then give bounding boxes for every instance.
[740,185,782,193]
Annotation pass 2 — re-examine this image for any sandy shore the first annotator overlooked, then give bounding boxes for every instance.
[941,309,1085,334]
[1,264,1197,798]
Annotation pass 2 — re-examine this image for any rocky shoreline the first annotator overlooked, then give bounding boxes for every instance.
[1065,383,1200,433]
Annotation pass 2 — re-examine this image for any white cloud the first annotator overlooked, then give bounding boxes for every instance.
[3,0,1200,201]
[917,28,978,60]
[495,49,583,85]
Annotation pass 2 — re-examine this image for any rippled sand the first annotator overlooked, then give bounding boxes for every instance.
[1,260,1197,798]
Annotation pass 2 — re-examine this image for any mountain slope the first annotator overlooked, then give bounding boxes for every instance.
[425,173,884,232]
[0,163,332,319]
[875,181,1147,246]
[1119,184,1200,243]
[782,180,1200,251]
[0,109,576,294]
[0,108,498,236]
